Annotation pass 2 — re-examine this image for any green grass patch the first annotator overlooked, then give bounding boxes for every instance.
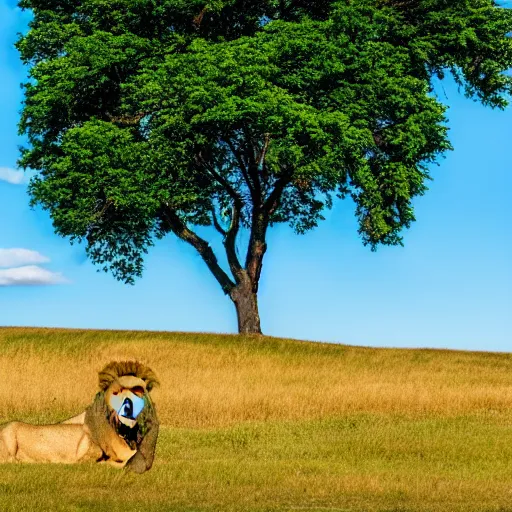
[3,416,512,511]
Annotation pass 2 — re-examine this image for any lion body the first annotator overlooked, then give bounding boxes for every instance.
[0,422,102,463]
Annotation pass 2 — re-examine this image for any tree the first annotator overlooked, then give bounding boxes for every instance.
[16,0,512,334]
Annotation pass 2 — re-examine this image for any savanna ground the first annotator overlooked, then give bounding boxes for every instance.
[1,328,512,511]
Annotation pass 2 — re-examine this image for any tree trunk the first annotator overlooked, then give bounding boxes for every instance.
[230,273,262,334]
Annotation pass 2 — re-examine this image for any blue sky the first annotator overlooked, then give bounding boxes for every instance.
[0,1,510,351]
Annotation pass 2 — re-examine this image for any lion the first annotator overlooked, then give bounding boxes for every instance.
[0,361,160,473]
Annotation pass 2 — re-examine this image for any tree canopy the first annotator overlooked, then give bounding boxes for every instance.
[17,0,512,333]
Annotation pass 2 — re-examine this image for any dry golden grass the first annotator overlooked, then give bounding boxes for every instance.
[2,327,512,512]
[1,327,511,427]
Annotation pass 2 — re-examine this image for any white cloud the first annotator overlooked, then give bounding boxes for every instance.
[0,249,50,268]
[0,266,68,286]
[0,249,69,286]
[0,167,26,185]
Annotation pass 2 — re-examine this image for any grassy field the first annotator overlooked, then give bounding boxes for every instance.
[1,327,512,511]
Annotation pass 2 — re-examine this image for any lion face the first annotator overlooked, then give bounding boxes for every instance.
[105,375,148,428]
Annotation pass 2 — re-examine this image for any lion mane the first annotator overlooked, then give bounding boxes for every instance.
[98,361,160,392]
[0,361,160,473]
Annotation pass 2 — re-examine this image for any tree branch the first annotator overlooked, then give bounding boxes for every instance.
[256,134,270,169]
[105,111,150,126]
[241,125,263,203]
[163,205,235,295]
[195,151,243,206]
[255,133,271,191]
[94,198,113,220]
[225,137,258,204]
[263,168,294,215]
[211,206,227,237]
[224,201,243,281]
